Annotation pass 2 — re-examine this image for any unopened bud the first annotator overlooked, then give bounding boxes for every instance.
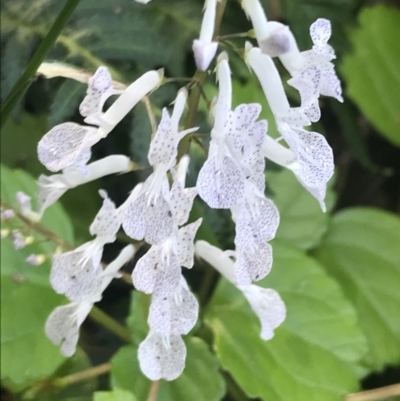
[25,236,35,245]
[1,209,15,220]
[26,254,46,266]
[1,229,10,238]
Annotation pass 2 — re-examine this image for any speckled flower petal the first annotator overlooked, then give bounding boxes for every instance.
[38,123,100,172]
[170,180,197,226]
[138,332,186,381]
[197,152,245,209]
[148,278,199,336]
[303,100,321,123]
[65,148,92,176]
[235,197,279,248]
[310,18,335,58]
[239,286,286,340]
[287,64,321,106]
[234,243,273,286]
[45,302,92,357]
[38,174,68,217]
[320,69,343,102]
[225,104,262,150]
[122,189,147,241]
[132,246,181,296]
[79,67,114,117]
[50,245,103,302]
[148,108,176,167]
[90,190,121,243]
[175,218,202,268]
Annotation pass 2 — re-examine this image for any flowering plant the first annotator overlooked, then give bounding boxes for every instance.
[2,1,400,401]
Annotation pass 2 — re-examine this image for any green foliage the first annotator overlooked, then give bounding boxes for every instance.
[111,337,226,401]
[114,291,226,401]
[267,169,336,250]
[341,5,400,146]
[0,165,75,389]
[313,208,400,370]
[94,388,138,401]
[205,243,368,401]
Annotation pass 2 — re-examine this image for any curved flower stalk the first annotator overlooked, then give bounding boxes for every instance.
[122,88,198,245]
[38,69,163,174]
[193,0,219,71]
[195,240,286,340]
[38,155,133,217]
[245,43,334,211]
[46,245,135,357]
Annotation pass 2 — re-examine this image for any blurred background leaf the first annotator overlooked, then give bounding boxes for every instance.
[313,208,400,371]
[341,5,400,147]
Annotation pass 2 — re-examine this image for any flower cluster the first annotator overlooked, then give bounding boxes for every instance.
[4,0,343,384]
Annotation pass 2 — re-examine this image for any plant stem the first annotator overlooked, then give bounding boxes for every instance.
[146,380,161,401]
[0,0,81,129]
[90,306,131,343]
[177,0,228,159]
[54,362,111,387]
[345,383,400,401]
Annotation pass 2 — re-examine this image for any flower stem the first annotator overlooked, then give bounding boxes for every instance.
[345,383,400,401]
[146,380,161,401]
[177,0,228,159]
[0,0,81,129]
[89,306,131,343]
[55,362,111,387]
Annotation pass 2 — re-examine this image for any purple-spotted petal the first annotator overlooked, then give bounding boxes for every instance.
[239,286,286,340]
[234,243,273,286]
[197,152,245,209]
[38,123,100,172]
[132,246,181,296]
[175,219,202,268]
[138,332,186,381]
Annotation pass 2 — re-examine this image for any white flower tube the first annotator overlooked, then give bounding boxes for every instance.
[38,155,132,217]
[195,240,286,340]
[241,0,269,43]
[193,0,219,71]
[99,69,164,137]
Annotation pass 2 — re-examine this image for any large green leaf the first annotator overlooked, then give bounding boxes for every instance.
[1,165,75,388]
[94,388,137,401]
[267,168,335,250]
[341,5,400,146]
[118,291,225,401]
[205,243,367,401]
[313,207,400,370]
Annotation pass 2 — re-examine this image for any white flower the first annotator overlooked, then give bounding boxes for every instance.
[50,190,127,302]
[193,0,219,71]
[195,240,286,339]
[138,331,186,381]
[148,276,199,336]
[38,155,132,217]
[122,89,197,245]
[245,43,334,210]
[46,245,135,356]
[79,66,123,125]
[38,69,163,173]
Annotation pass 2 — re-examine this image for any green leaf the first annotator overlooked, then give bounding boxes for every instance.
[205,243,367,401]
[267,168,335,250]
[111,337,226,401]
[1,165,75,388]
[313,207,400,370]
[0,164,74,243]
[341,5,400,146]
[48,79,86,128]
[94,388,137,401]
[1,112,49,176]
